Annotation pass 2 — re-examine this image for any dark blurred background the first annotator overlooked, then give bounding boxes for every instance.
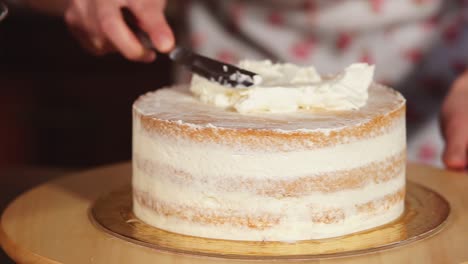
[0,5,176,262]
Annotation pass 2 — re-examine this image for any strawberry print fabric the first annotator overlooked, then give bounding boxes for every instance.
[182,0,468,167]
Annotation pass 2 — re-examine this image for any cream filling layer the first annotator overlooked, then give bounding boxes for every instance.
[133,118,405,179]
[133,168,405,213]
[133,192,404,241]
[133,154,405,241]
[134,202,404,241]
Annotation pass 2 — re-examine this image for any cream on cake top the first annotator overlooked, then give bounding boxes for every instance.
[190,60,375,113]
[136,84,404,133]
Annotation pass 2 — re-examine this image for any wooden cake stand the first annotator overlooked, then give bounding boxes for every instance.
[1,163,467,264]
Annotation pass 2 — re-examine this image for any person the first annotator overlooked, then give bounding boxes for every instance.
[31,0,468,170]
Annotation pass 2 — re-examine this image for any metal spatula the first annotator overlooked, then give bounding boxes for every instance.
[122,8,260,87]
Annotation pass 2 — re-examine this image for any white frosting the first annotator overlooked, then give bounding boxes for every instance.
[132,114,406,241]
[134,165,405,213]
[190,61,375,113]
[134,117,405,179]
[135,202,404,241]
[134,166,405,241]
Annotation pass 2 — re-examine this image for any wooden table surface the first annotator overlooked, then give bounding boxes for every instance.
[0,163,467,264]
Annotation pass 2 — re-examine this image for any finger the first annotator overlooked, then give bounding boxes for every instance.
[65,1,113,56]
[90,37,116,55]
[84,37,116,56]
[66,0,99,37]
[97,2,155,62]
[128,0,175,53]
[442,118,468,170]
[67,19,115,56]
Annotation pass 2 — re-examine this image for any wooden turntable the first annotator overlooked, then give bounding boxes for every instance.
[1,163,467,263]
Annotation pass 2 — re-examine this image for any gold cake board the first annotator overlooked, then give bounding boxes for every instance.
[90,181,450,260]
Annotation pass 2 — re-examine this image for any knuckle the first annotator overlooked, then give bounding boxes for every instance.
[64,10,76,24]
[91,37,104,50]
[86,40,111,56]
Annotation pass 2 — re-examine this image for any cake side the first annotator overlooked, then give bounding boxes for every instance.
[132,83,406,241]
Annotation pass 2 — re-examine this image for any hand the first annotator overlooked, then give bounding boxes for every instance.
[64,0,175,62]
[441,70,468,171]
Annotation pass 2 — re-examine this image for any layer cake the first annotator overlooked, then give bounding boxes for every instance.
[132,62,406,241]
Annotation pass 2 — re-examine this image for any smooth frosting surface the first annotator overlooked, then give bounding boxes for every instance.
[190,61,375,113]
